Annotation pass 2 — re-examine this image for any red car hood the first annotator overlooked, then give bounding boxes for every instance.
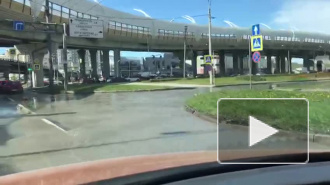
[0,149,316,185]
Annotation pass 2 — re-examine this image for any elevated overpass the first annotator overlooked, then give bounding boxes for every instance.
[0,0,329,86]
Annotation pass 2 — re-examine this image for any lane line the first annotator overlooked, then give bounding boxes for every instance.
[41,118,68,134]
[7,97,15,102]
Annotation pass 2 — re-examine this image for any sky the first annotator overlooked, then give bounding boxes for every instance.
[2,0,330,60]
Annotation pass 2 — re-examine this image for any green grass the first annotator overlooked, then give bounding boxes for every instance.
[186,90,330,134]
[150,73,330,86]
[279,81,330,90]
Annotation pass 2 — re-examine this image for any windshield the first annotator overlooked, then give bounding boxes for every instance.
[0,0,330,180]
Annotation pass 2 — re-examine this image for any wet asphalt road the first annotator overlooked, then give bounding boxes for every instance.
[0,84,329,175]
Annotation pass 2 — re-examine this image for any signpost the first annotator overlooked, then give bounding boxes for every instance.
[34,64,40,70]
[204,55,212,65]
[252,24,260,36]
[13,21,24,31]
[249,24,264,89]
[69,18,104,38]
[252,51,261,63]
[251,35,263,52]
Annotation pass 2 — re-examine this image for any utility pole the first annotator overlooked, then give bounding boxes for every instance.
[208,0,214,85]
[63,23,68,92]
[45,0,54,93]
[183,25,188,78]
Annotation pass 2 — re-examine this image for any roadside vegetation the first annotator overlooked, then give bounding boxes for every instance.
[149,73,330,86]
[186,90,330,134]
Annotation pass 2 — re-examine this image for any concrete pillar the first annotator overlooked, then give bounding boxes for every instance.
[15,43,48,87]
[102,50,110,78]
[90,49,98,79]
[78,49,86,79]
[192,51,198,77]
[31,52,45,87]
[267,53,272,74]
[239,54,244,75]
[251,59,257,75]
[219,51,225,76]
[275,54,280,74]
[3,70,9,80]
[280,54,286,73]
[303,55,310,71]
[113,49,121,77]
[232,52,239,75]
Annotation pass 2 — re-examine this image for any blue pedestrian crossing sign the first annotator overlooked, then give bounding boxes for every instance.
[204,55,212,65]
[252,24,260,36]
[251,35,263,52]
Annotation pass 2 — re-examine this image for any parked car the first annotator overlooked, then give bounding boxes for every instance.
[0,80,23,94]
[106,77,129,83]
[125,78,141,82]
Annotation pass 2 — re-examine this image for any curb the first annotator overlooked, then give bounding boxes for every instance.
[62,87,196,94]
[185,105,330,145]
[212,79,330,88]
[17,104,36,115]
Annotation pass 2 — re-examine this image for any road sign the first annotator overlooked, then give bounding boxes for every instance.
[204,55,212,65]
[13,21,24,31]
[34,64,40,71]
[249,116,278,147]
[251,35,263,52]
[69,18,104,38]
[252,24,260,36]
[34,59,39,64]
[252,51,261,63]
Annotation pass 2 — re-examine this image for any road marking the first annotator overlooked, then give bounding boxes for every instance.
[41,118,68,134]
[7,97,15,102]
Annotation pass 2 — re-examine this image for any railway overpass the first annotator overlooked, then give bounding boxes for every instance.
[0,0,329,86]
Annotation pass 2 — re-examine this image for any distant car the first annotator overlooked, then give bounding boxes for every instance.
[0,80,23,94]
[125,78,141,82]
[106,77,129,83]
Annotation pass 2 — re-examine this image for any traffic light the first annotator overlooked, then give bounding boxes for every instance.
[28,67,32,71]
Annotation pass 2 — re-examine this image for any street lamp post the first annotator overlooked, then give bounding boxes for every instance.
[183,26,188,78]
[208,0,214,85]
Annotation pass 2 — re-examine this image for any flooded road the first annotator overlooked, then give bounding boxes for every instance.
[0,82,328,175]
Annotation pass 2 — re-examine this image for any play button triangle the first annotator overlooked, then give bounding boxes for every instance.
[249,116,279,147]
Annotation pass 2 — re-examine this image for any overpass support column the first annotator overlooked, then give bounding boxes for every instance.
[251,58,257,75]
[113,49,121,77]
[275,54,280,74]
[267,53,272,74]
[78,49,86,79]
[303,55,310,71]
[102,50,110,78]
[15,44,48,87]
[90,49,98,79]
[3,70,9,80]
[219,51,225,76]
[192,51,198,77]
[239,54,244,75]
[280,53,286,73]
[31,52,45,87]
[233,52,239,75]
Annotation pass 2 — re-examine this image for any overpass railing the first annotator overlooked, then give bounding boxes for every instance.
[1,0,330,46]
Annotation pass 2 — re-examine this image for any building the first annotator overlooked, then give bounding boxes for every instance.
[143,53,180,75]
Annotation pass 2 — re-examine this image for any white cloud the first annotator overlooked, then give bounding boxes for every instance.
[273,0,330,33]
